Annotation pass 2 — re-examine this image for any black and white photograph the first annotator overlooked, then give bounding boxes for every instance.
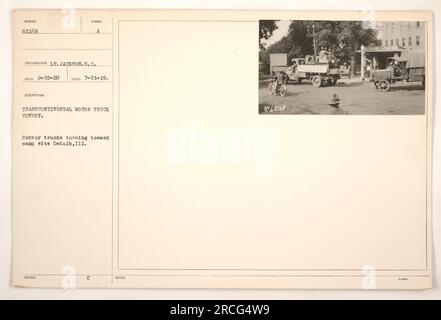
[259,20,426,115]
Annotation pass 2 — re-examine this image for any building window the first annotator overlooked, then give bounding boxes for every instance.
[408,37,412,47]
[402,38,405,47]
[391,39,393,46]
[416,21,420,27]
[385,40,388,46]
[396,39,399,46]
[416,36,420,46]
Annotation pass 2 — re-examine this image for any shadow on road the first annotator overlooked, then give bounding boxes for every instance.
[387,84,425,92]
[336,81,367,87]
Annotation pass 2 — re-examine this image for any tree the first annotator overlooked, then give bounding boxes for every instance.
[259,21,312,74]
[259,49,270,74]
[260,20,379,77]
[336,22,379,77]
[259,20,278,49]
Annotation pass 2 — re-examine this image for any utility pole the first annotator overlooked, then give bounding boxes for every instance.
[360,44,366,81]
[312,24,317,61]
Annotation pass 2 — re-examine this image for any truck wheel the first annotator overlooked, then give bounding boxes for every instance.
[377,80,390,92]
[312,76,322,88]
[327,79,333,86]
[332,78,338,85]
[298,78,302,84]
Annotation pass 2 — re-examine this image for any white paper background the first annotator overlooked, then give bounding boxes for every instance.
[1,0,440,299]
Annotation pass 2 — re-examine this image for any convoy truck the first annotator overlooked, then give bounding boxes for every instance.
[284,53,341,87]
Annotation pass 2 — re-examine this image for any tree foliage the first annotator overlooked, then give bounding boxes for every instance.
[259,20,278,49]
[259,20,380,75]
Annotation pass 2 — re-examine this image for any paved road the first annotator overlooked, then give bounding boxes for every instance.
[259,78,425,115]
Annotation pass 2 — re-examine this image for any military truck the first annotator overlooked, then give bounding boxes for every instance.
[371,49,425,92]
[284,52,341,87]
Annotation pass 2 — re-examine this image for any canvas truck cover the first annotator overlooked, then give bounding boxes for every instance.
[402,49,425,68]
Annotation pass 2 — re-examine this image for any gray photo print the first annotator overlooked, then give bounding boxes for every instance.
[259,20,426,115]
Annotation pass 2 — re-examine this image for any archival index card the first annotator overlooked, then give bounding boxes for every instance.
[12,9,432,289]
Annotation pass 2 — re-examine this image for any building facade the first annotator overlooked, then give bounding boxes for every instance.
[380,21,425,49]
